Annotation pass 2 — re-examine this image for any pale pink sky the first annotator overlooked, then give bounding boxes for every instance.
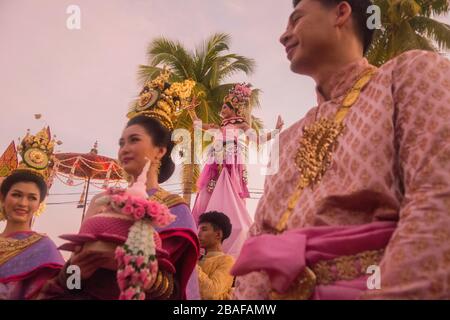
[0,0,449,257]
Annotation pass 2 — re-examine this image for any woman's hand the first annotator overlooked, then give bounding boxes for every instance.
[275,115,284,131]
[69,246,113,280]
[186,97,200,121]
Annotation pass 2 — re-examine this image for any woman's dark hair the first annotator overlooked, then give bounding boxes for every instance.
[198,211,232,242]
[126,115,175,183]
[0,170,48,202]
[293,0,374,55]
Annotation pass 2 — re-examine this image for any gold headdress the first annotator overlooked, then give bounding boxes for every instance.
[0,141,18,179]
[0,127,57,220]
[16,126,56,182]
[127,69,196,130]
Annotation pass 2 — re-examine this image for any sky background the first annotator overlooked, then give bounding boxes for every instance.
[0,0,449,259]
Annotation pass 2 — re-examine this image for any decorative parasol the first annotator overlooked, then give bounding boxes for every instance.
[53,142,127,219]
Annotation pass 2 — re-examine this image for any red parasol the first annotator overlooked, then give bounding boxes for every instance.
[53,142,127,219]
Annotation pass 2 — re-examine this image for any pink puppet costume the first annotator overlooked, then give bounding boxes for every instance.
[191,84,254,257]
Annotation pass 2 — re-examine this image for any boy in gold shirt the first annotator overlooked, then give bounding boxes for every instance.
[197,211,235,300]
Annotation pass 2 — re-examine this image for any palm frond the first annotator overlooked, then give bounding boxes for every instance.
[217,56,257,82]
[416,0,449,16]
[366,29,391,66]
[250,115,264,132]
[415,33,438,51]
[147,38,196,79]
[410,16,450,50]
[249,88,261,109]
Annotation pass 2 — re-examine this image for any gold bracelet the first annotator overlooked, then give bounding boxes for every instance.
[153,274,169,298]
[159,273,174,299]
[149,271,163,294]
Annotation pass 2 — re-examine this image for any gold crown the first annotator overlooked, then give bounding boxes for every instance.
[127,69,196,130]
[16,126,56,183]
[0,127,57,220]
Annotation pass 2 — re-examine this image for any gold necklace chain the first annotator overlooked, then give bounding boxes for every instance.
[275,67,377,233]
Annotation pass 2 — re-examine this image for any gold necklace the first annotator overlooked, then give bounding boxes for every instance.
[148,187,166,203]
[275,67,377,233]
[0,232,43,266]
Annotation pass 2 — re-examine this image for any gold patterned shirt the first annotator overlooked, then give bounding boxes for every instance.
[197,251,235,300]
[234,50,450,300]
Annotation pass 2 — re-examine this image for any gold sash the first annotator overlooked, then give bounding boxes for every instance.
[275,68,378,233]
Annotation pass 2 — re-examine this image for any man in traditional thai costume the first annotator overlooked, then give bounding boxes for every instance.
[232,0,450,299]
[197,211,235,300]
[38,71,200,300]
[0,129,65,299]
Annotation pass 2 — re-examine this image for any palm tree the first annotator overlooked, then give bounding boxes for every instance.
[138,33,262,205]
[367,0,450,66]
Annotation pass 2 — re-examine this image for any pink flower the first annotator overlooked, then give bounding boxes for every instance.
[117,269,126,281]
[117,278,127,290]
[143,275,155,290]
[115,246,126,261]
[149,261,158,276]
[131,273,141,286]
[133,205,146,220]
[120,287,136,300]
[154,211,175,227]
[146,202,161,218]
[123,265,135,278]
[139,269,149,282]
[133,197,148,207]
[138,292,145,300]
[122,204,134,216]
[123,254,133,266]
[136,255,145,267]
[125,196,134,206]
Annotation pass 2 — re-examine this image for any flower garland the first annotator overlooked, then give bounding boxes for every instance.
[95,161,175,300]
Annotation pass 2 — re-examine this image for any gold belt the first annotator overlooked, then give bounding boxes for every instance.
[270,249,384,300]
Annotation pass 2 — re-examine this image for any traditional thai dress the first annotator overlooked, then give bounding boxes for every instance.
[0,231,64,299]
[232,50,450,300]
[197,251,235,300]
[192,117,253,257]
[38,188,200,300]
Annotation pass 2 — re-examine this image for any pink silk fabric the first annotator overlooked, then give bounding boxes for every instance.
[231,221,396,299]
[234,50,450,299]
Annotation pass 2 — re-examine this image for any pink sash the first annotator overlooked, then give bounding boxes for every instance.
[231,221,396,299]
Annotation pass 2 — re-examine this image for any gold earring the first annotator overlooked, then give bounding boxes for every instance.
[0,204,6,221]
[157,160,162,176]
[34,202,46,217]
